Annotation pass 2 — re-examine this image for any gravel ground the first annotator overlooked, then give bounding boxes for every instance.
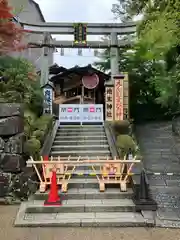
[1,206,180,240]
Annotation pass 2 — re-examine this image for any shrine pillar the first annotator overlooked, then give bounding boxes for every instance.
[110,32,119,84]
[40,33,51,86]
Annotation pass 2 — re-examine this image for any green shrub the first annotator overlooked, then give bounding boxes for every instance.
[112,120,130,135]
[24,123,31,140]
[24,109,37,139]
[24,136,41,160]
[24,109,37,126]
[116,134,136,157]
[32,130,45,145]
[35,114,53,132]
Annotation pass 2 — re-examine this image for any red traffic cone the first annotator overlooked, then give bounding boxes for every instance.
[44,170,61,206]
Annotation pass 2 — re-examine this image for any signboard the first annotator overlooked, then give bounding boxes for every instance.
[43,87,53,114]
[81,104,103,122]
[59,105,81,122]
[105,87,114,121]
[74,23,87,44]
[82,74,99,89]
[114,77,124,120]
[59,104,103,124]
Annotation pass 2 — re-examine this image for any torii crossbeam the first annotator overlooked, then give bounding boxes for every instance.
[20,21,137,86]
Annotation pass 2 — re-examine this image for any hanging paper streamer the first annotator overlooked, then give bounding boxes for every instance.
[78,48,82,56]
[60,48,64,56]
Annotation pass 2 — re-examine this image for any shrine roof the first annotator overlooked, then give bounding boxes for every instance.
[50,64,110,83]
[49,64,67,74]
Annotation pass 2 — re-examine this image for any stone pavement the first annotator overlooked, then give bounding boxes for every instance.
[136,122,180,227]
[1,205,180,240]
[14,197,147,227]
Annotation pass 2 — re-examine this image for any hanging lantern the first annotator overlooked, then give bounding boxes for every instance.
[94,49,99,57]
[60,48,64,56]
[78,48,82,56]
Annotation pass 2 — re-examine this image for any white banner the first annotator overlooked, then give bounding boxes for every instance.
[59,104,103,124]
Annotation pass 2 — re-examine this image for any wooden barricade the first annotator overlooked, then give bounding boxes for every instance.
[26,156,140,193]
[99,156,137,192]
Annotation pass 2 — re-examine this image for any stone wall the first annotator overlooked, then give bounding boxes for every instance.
[0,103,37,203]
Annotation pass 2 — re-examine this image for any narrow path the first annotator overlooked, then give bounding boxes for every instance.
[136,122,180,227]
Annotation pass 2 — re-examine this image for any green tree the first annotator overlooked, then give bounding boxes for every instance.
[95,0,180,117]
[0,56,43,115]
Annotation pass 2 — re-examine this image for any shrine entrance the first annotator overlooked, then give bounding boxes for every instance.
[21,21,136,121]
[49,64,108,122]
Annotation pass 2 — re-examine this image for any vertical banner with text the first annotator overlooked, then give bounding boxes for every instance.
[123,73,129,120]
[114,76,124,120]
[105,86,114,121]
[43,87,53,114]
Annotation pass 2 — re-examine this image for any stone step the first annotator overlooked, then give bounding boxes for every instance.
[60,163,112,171]
[67,178,98,188]
[50,156,112,161]
[50,150,111,157]
[51,145,110,151]
[25,199,136,213]
[53,140,108,145]
[31,188,133,200]
[41,178,123,189]
[14,209,147,227]
[57,128,105,133]
[55,135,107,140]
[67,179,130,189]
[59,125,104,129]
[56,132,105,137]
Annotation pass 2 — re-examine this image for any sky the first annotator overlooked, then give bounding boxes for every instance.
[34,0,119,68]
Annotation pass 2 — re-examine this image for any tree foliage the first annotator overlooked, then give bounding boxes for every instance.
[0,56,43,116]
[95,0,180,119]
[0,0,26,53]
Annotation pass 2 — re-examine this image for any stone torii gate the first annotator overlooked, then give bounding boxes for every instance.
[20,21,136,121]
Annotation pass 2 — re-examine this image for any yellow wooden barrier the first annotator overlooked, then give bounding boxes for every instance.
[27,156,140,193]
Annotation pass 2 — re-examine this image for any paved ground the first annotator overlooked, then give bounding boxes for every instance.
[1,205,180,240]
[136,122,180,226]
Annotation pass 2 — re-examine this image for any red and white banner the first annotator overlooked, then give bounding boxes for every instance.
[114,78,124,120]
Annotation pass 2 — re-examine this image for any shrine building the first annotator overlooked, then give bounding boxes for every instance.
[48,64,129,122]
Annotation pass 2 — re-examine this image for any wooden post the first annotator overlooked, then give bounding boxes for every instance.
[81,84,84,104]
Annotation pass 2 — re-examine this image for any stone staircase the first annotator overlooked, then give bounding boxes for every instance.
[50,125,111,157]
[14,125,148,227]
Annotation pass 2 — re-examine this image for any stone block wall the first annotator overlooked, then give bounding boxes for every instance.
[0,103,37,203]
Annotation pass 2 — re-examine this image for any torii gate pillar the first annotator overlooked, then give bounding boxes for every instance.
[40,33,51,86]
[110,32,119,82]
[105,32,120,121]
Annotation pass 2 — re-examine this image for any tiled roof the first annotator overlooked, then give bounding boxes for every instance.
[31,0,46,22]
